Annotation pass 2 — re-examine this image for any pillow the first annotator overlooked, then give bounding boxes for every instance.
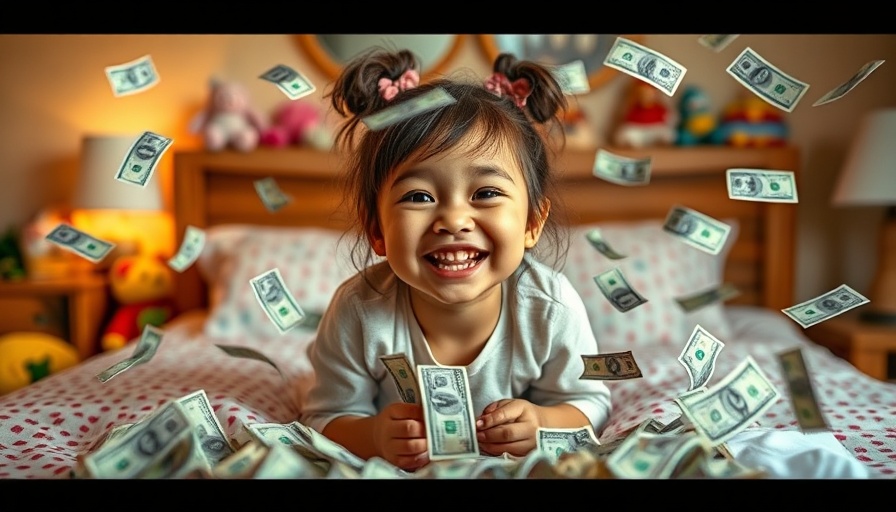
[197,225,362,339]
[552,219,738,352]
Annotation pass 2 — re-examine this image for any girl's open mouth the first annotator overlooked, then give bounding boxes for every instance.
[424,249,488,272]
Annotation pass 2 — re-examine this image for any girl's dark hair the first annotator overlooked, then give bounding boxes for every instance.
[326,46,571,286]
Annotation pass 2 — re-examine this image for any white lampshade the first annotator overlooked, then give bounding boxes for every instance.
[832,108,896,207]
[72,134,163,211]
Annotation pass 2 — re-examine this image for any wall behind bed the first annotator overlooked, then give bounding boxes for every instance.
[1,33,895,303]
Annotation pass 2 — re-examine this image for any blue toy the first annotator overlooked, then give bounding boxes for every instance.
[675,85,718,146]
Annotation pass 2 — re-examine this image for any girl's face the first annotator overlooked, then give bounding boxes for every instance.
[371,133,547,309]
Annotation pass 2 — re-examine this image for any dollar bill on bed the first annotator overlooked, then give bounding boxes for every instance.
[676,355,778,446]
[593,149,651,186]
[580,351,643,380]
[96,324,164,383]
[593,267,647,312]
[550,59,590,95]
[45,223,116,263]
[176,389,237,467]
[697,34,740,52]
[253,177,292,212]
[537,426,600,463]
[662,205,732,256]
[726,47,810,112]
[585,228,626,260]
[603,37,687,97]
[777,347,829,432]
[168,225,206,273]
[674,282,741,312]
[607,430,705,479]
[380,352,420,404]
[726,169,798,203]
[105,54,159,97]
[813,59,885,107]
[249,268,305,334]
[781,284,869,328]
[115,131,173,188]
[259,64,316,100]
[678,324,726,391]
[417,364,479,460]
[362,87,456,131]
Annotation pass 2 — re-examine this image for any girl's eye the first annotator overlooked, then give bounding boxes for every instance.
[401,191,434,203]
[473,188,503,200]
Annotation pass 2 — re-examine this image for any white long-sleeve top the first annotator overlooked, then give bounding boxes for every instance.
[299,252,612,435]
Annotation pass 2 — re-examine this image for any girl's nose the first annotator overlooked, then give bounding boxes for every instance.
[433,204,474,234]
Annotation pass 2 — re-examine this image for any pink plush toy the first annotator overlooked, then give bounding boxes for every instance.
[260,100,334,151]
[190,78,267,152]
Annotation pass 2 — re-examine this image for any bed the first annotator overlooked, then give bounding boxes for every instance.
[2,144,895,479]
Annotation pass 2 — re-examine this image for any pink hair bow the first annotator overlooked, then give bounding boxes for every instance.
[485,72,532,108]
[378,69,420,101]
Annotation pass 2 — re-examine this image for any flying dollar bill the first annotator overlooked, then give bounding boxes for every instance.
[537,426,600,463]
[176,390,236,467]
[253,177,292,213]
[777,347,829,432]
[115,131,173,188]
[259,64,316,101]
[678,325,726,391]
[697,34,740,52]
[95,324,164,383]
[585,229,626,260]
[417,364,479,461]
[362,87,456,131]
[550,60,590,95]
[580,351,643,381]
[726,169,798,203]
[726,47,809,113]
[249,268,306,334]
[603,37,687,96]
[593,267,648,312]
[676,356,778,446]
[380,353,420,404]
[662,205,732,256]
[674,282,741,313]
[813,60,885,107]
[215,344,285,379]
[104,54,160,97]
[781,284,869,328]
[168,225,206,273]
[592,149,651,186]
[45,223,116,263]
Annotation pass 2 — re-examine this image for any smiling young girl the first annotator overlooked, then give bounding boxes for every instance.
[299,48,612,471]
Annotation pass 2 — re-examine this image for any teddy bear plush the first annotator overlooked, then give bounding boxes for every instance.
[260,100,334,151]
[101,254,176,352]
[190,78,267,152]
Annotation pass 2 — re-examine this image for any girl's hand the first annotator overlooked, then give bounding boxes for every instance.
[372,402,430,471]
[475,398,544,457]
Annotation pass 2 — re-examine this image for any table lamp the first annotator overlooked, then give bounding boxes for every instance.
[71,134,166,269]
[831,108,896,325]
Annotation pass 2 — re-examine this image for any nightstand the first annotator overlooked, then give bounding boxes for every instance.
[804,311,896,381]
[0,274,109,360]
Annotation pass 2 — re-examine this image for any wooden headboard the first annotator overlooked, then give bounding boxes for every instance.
[173,145,799,315]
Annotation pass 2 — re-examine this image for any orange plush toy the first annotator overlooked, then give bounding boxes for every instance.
[101,254,176,352]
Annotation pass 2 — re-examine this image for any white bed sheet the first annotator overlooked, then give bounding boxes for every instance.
[0,306,894,479]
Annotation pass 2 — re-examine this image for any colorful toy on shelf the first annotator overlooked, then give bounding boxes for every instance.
[190,78,267,152]
[260,100,334,151]
[675,85,719,146]
[613,79,677,149]
[0,332,79,395]
[712,92,789,148]
[101,254,176,352]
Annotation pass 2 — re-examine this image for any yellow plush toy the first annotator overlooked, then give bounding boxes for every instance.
[0,332,79,396]
[101,254,176,352]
